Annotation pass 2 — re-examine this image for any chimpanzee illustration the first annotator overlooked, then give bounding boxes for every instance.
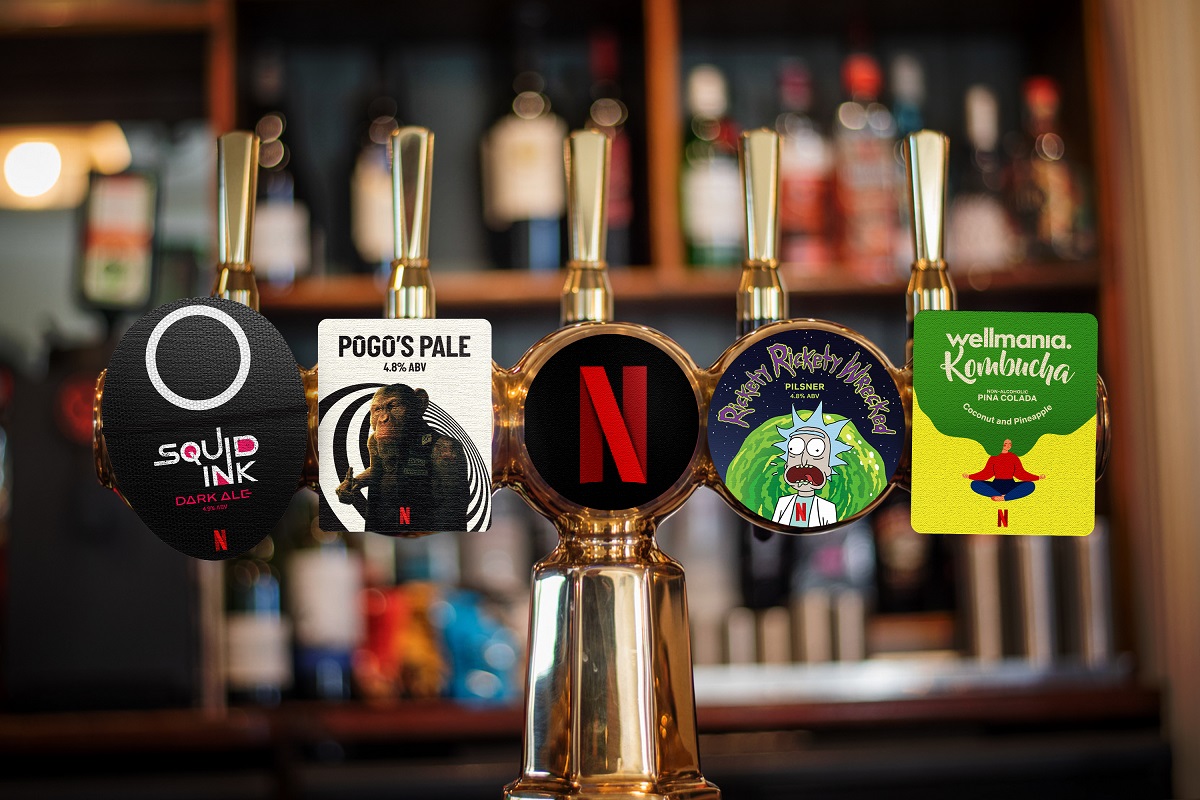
[335,384,469,533]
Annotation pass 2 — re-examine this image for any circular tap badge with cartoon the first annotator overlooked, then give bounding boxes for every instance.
[708,326,905,533]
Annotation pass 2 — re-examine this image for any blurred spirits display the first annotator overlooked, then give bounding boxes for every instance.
[681,64,742,267]
[248,50,311,286]
[775,60,833,272]
[1006,76,1093,261]
[948,85,1017,269]
[481,3,566,271]
[224,535,291,706]
[871,493,955,615]
[890,54,924,275]
[833,52,896,281]
[350,65,402,273]
[587,29,633,267]
[286,501,364,700]
[254,119,311,285]
[79,171,157,310]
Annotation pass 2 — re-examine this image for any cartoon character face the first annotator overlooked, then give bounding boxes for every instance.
[1001,438,1012,453]
[784,428,833,496]
[369,384,429,441]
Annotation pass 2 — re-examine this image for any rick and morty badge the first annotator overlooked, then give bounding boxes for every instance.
[709,325,905,533]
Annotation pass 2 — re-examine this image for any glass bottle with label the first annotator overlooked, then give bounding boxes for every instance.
[247,47,311,286]
[587,29,632,267]
[775,59,832,273]
[351,89,402,274]
[890,54,925,275]
[481,3,566,271]
[225,535,291,705]
[833,52,896,281]
[252,113,311,286]
[948,85,1017,270]
[1006,76,1094,262]
[681,64,742,268]
[286,492,364,700]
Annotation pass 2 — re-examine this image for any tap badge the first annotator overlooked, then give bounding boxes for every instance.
[317,319,493,534]
[102,297,309,559]
[523,332,700,510]
[709,327,904,532]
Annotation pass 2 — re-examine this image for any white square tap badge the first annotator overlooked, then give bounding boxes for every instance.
[317,319,492,534]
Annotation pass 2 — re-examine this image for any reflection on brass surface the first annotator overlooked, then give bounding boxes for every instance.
[1096,375,1111,479]
[92,369,121,499]
[299,364,320,491]
[740,128,780,267]
[386,127,435,320]
[562,130,614,326]
[497,324,717,800]
[737,130,786,333]
[904,130,956,367]
[213,132,261,310]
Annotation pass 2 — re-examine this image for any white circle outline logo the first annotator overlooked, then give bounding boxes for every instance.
[145,305,251,411]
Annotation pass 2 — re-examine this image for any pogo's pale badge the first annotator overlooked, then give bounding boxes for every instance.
[318,320,492,534]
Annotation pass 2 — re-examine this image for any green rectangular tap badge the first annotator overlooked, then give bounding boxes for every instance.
[912,311,1097,535]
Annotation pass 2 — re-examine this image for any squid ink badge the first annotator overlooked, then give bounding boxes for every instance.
[709,326,905,533]
[317,319,493,534]
[101,297,309,559]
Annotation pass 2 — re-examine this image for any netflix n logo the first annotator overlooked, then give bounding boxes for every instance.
[524,333,699,511]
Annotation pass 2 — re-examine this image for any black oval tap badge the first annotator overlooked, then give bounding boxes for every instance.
[709,327,905,533]
[103,297,309,559]
[523,332,700,511]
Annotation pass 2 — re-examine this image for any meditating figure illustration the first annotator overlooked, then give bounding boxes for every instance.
[963,438,1045,502]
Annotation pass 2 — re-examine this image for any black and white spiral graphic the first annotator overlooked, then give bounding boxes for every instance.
[318,383,491,533]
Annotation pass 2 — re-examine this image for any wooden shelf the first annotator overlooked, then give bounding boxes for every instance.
[0,1,216,36]
[0,682,1157,754]
[257,262,1099,314]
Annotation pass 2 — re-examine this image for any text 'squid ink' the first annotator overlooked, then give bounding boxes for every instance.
[102,297,309,559]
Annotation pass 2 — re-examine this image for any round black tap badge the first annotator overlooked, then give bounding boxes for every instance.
[709,327,905,533]
[103,297,309,559]
[523,332,700,511]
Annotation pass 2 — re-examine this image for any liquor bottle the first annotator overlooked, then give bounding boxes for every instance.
[224,535,291,705]
[775,60,833,272]
[833,52,896,281]
[351,89,402,273]
[681,64,742,267]
[587,29,632,267]
[1005,76,1091,261]
[78,170,158,313]
[247,47,311,285]
[890,54,925,275]
[286,493,364,700]
[481,4,567,271]
[948,85,1017,270]
[251,114,311,285]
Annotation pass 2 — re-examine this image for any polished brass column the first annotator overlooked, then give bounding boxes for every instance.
[502,130,718,800]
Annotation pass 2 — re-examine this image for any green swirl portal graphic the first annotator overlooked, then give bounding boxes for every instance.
[725,409,889,522]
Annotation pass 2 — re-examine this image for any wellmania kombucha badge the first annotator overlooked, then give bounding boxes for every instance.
[911,310,1097,535]
[317,319,492,535]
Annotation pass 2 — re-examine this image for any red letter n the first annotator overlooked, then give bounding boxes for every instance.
[398,507,411,525]
[579,366,647,484]
[213,529,228,551]
[997,509,1009,528]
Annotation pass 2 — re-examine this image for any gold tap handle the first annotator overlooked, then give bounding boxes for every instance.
[212,131,261,310]
[741,128,780,266]
[737,129,786,336]
[562,129,613,325]
[386,126,436,319]
[906,129,948,267]
[903,130,955,364]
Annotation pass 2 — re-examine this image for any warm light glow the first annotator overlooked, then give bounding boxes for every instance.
[4,142,62,198]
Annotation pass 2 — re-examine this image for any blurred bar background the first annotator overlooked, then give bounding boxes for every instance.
[0,0,1195,798]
